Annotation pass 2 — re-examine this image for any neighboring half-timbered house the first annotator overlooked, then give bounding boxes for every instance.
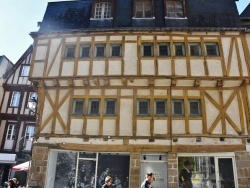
[28,0,250,187]
[0,45,37,185]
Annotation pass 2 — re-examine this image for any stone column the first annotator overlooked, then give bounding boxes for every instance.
[130,153,140,188]
[235,151,250,188]
[168,153,178,188]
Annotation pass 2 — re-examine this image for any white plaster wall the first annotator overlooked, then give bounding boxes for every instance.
[172,120,185,134]
[32,63,45,77]
[77,61,89,76]
[47,39,61,73]
[89,89,101,96]
[13,66,20,84]
[188,90,200,96]
[41,120,52,134]
[226,96,240,134]
[200,81,217,87]
[141,60,155,75]
[74,89,86,96]
[136,120,150,136]
[108,60,121,75]
[92,61,105,75]
[176,80,194,87]
[226,121,238,135]
[38,39,49,44]
[229,44,240,76]
[127,79,148,86]
[205,90,219,107]
[18,77,29,85]
[109,79,123,86]
[35,46,47,60]
[189,120,203,134]
[121,89,133,96]
[154,79,171,86]
[1,92,9,113]
[172,90,183,96]
[154,120,167,134]
[125,36,137,41]
[103,119,116,136]
[119,99,133,136]
[237,38,248,76]
[54,120,65,134]
[157,36,169,40]
[223,90,233,104]
[154,90,167,96]
[105,89,117,96]
[7,75,13,84]
[212,120,222,134]
[137,89,150,96]
[221,38,231,66]
[124,43,137,75]
[190,60,205,76]
[141,36,154,40]
[188,37,200,41]
[172,36,184,40]
[175,59,187,76]
[66,37,77,42]
[86,119,99,135]
[95,36,106,41]
[80,37,92,42]
[61,61,74,76]
[70,119,83,135]
[207,60,223,76]
[48,46,61,77]
[158,60,172,75]
[110,36,122,41]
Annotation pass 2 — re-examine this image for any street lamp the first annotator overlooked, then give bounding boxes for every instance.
[28,97,39,118]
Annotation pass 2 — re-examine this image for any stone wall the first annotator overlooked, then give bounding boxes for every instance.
[235,151,250,188]
[130,153,140,188]
[168,153,178,188]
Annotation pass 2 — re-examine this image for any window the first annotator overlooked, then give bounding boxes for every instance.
[205,43,220,56]
[155,100,167,115]
[10,92,21,107]
[89,99,100,115]
[110,44,121,57]
[95,44,106,57]
[166,0,184,18]
[189,100,201,116]
[25,125,35,140]
[21,66,30,77]
[95,2,112,19]
[135,0,153,18]
[80,44,90,58]
[72,99,84,115]
[158,43,170,56]
[27,92,38,107]
[189,43,202,56]
[64,45,76,58]
[172,100,184,116]
[138,99,150,115]
[6,124,16,140]
[174,43,185,56]
[142,43,153,56]
[105,99,116,115]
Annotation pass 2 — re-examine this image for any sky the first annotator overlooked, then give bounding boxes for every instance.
[0,0,249,64]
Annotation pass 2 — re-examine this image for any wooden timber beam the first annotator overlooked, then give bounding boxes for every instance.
[94,78,100,86]
[171,79,177,87]
[83,79,89,86]
[68,79,74,87]
[148,78,154,86]
[104,79,109,86]
[194,79,200,87]
[53,79,59,87]
[216,80,223,87]
[122,78,127,86]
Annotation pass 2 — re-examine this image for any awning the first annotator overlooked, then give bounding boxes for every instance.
[12,161,30,171]
[0,153,16,164]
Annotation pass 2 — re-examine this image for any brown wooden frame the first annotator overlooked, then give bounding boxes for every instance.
[165,0,186,18]
[133,0,154,18]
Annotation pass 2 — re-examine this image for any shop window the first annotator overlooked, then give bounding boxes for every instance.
[95,44,106,57]
[142,43,154,57]
[172,99,184,116]
[21,65,30,77]
[174,43,185,56]
[80,44,91,58]
[64,45,76,58]
[110,44,122,57]
[138,99,150,116]
[189,100,201,116]
[189,43,202,56]
[72,99,84,115]
[10,91,21,107]
[155,100,167,116]
[94,2,112,19]
[89,99,100,115]
[165,0,185,18]
[105,99,116,115]
[205,43,220,56]
[135,0,153,18]
[158,43,170,56]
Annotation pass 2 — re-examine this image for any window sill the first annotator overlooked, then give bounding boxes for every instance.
[165,17,187,19]
[90,17,113,20]
[132,17,155,19]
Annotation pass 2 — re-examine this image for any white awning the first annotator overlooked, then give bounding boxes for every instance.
[0,153,16,164]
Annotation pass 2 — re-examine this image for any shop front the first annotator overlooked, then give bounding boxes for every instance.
[0,154,16,187]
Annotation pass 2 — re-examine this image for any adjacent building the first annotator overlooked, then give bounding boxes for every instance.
[28,0,250,187]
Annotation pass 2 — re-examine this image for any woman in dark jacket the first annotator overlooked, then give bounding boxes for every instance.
[179,160,193,188]
[102,176,114,188]
[7,179,15,188]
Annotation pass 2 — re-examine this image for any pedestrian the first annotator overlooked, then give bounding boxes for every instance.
[7,179,15,188]
[179,160,193,188]
[141,172,154,188]
[102,176,114,188]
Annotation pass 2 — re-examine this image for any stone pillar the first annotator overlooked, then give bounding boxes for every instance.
[235,151,250,188]
[130,153,140,188]
[28,146,49,188]
[168,153,178,188]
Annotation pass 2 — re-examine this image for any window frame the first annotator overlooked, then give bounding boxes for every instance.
[94,1,112,19]
[10,91,21,107]
[20,65,30,77]
[89,99,101,116]
[134,0,154,18]
[79,44,91,58]
[188,43,202,56]
[172,99,184,116]
[95,44,106,57]
[26,92,38,108]
[174,43,185,56]
[72,99,85,116]
[142,43,154,57]
[205,43,220,56]
[137,99,150,116]
[110,44,122,57]
[64,45,76,59]
[154,99,167,116]
[165,0,185,18]
[158,43,170,57]
[105,99,117,116]
[188,99,201,116]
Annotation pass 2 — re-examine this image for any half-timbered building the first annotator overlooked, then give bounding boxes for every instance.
[28,0,250,187]
[0,45,37,185]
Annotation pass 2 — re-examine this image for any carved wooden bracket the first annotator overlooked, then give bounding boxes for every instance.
[53,79,59,87]
[122,78,127,86]
[216,80,223,87]
[194,79,201,87]
[83,79,89,86]
[94,78,99,86]
[68,79,74,87]
[171,79,177,87]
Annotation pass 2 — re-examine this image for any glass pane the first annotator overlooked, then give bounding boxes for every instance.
[90,100,100,115]
[79,152,97,158]
[143,45,152,56]
[206,44,219,56]
[144,1,152,17]
[218,158,235,188]
[190,44,201,56]
[106,100,116,115]
[77,160,96,187]
[73,100,84,115]
[65,46,75,58]
[155,101,166,115]
[136,1,143,17]
[80,46,90,57]
[175,44,185,56]
[111,46,121,56]
[159,44,170,56]
[167,2,174,17]
[173,101,183,115]
[190,101,199,115]
[96,46,105,57]
[139,101,149,115]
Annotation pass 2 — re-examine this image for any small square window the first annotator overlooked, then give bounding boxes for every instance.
[89,99,100,115]
[142,44,153,57]
[135,0,153,18]
[166,0,184,18]
[155,100,167,115]
[189,100,201,116]
[138,99,150,115]
[110,44,121,57]
[174,43,185,56]
[80,45,90,58]
[64,45,76,58]
[172,100,184,116]
[105,99,116,115]
[158,43,170,56]
[21,66,30,77]
[95,44,106,57]
[205,43,220,56]
[95,2,112,19]
[72,99,84,115]
[189,43,201,56]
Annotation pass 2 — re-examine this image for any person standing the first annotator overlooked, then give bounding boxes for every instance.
[102,176,114,188]
[141,172,154,188]
[179,160,193,188]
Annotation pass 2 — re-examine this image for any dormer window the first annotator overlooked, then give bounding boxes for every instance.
[135,0,153,18]
[165,0,185,18]
[94,2,112,19]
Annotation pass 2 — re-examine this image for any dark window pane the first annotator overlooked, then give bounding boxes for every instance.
[190,101,200,115]
[190,44,201,56]
[159,44,170,56]
[206,44,219,56]
[96,46,105,57]
[156,101,166,115]
[73,100,84,115]
[106,100,116,115]
[80,46,90,57]
[90,100,100,115]
[173,101,183,115]
[143,45,152,56]
[111,46,121,57]
[139,101,149,115]
[65,46,75,58]
[175,44,185,56]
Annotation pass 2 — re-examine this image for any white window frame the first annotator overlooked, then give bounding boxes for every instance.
[110,44,122,57]
[10,91,21,107]
[25,125,35,140]
[172,99,184,116]
[174,43,185,56]
[188,43,202,56]
[27,92,38,107]
[158,43,170,56]
[95,44,106,57]
[142,43,154,57]
[6,124,17,141]
[64,45,76,59]
[154,100,167,116]
[89,99,100,115]
[21,65,30,77]
[79,44,91,58]
[94,2,112,19]
[105,99,116,115]
[188,99,201,116]
[72,99,84,116]
[137,99,150,116]
[205,43,220,56]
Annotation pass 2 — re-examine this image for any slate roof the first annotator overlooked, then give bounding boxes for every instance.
[240,3,250,18]
[37,0,242,34]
